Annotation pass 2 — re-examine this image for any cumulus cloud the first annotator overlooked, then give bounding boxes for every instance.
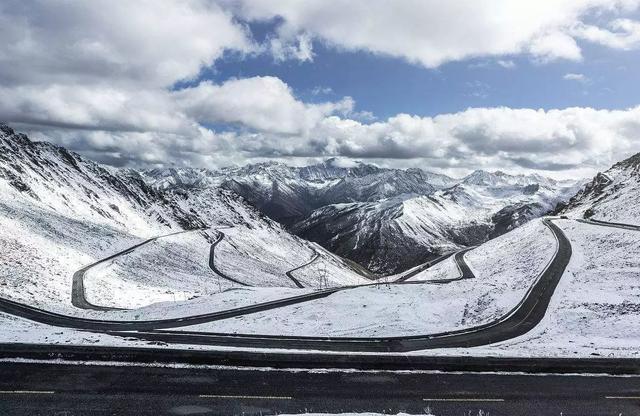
[214,106,640,179]
[573,18,640,50]
[563,73,590,83]
[0,0,253,88]
[2,0,640,180]
[233,0,640,67]
[12,100,640,179]
[173,77,353,135]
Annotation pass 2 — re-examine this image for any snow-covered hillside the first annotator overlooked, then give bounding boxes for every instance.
[561,151,640,225]
[0,125,366,313]
[468,218,640,358]
[144,158,454,227]
[170,219,557,337]
[293,174,578,273]
[145,160,578,274]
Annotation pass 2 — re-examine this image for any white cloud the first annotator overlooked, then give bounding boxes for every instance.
[563,73,590,83]
[12,99,640,179]
[528,31,583,62]
[0,0,253,88]
[497,60,516,69]
[2,0,640,179]
[234,0,640,67]
[212,105,640,179]
[269,33,314,62]
[573,18,640,50]
[173,76,353,135]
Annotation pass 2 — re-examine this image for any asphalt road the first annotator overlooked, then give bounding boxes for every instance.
[394,250,457,282]
[105,218,571,352]
[71,228,202,311]
[0,218,570,352]
[577,217,640,231]
[208,230,253,286]
[284,251,319,288]
[420,247,476,283]
[0,361,638,416]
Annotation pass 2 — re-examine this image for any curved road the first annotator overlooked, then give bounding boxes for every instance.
[208,230,252,287]
[394,250,457,282]
[104,218,570,352]
[576,217,640,231]
[285,251,320,288]
[1,218,570,352]
[72,228,203,311]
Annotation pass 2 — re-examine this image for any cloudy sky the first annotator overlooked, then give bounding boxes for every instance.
[2,1,640,178]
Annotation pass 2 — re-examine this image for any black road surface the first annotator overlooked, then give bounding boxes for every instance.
[394,250,457,282]
[284,251,319,288]
[71,229,203,311]
[104,218,570,352]
[0,218,570,352]
[577,217,640,231]
[208,230,252,287]
[1,361,639,416]
[419,247,476,284]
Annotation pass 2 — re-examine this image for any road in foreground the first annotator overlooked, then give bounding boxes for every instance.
[0,361,638,415]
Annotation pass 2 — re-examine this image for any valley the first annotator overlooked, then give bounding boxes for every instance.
[0,123,639,359]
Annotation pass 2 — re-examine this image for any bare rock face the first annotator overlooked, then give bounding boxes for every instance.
[559,151,640,222]
[144,155,578,274]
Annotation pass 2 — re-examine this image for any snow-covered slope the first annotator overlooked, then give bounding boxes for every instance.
[173,219,557,337]
[0,124,366,313]
[145,161,576,274]
[144,159,454,226]
[474,218,640,358]
[560,152,640,225]
[293,176,578,274]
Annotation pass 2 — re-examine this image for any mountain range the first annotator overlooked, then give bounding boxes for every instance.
[0,123,584,276]
[144,159,580,273]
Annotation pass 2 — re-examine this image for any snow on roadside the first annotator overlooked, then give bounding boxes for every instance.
[85,230,234,309]
[174,219,556,337]
[464,219,640,358]
[0,195,142,311]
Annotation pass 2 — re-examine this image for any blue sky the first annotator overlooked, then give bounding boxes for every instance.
[210,22,640,120]
[2,1,640,178]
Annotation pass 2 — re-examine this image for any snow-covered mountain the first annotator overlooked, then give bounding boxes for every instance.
[143,159,457,226]
[0,124,367,311]
[144,159,578,274]
[293,176,579,273]
[559,151,640,224]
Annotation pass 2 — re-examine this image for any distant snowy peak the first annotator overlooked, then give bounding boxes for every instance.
[141,159,459,225]
[461,169,559,188]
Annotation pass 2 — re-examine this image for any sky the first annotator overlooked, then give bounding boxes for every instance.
[1,1,640,179]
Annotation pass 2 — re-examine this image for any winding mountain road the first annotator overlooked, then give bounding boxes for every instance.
[103,218,570,352]
[394,250,457,282]
[576,217,640,231]
[1,217,572,352]
[72,228,204,311]
[284,251,320,288]
[208,230,252,287]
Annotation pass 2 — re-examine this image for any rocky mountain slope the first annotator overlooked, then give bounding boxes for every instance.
[144,159,456,226]
[559,151,640,224]
[293,175,578,273]
[145,159,578,274]
[0,124,366,311]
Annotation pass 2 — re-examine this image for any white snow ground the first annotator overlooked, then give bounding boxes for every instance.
[3,218,640,358]
[170,219,556,337]
[464,219,640,358]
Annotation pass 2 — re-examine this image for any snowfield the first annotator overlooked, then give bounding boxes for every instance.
[3,124,640,359]
[467,219,640,358]
[562,153,640,226]
[173,219,556,337]
[0,125,368,318]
